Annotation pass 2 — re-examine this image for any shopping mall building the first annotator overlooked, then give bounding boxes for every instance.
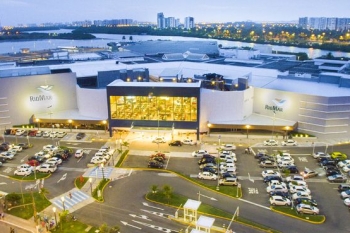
[0,56,349,140]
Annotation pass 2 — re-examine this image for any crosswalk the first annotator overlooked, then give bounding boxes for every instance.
[86,166,114,179]
[52,190,92,211]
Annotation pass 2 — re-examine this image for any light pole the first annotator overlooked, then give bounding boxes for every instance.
[36,118,40,130]
[68,119,72,132]
[53,207,57,229]
[61,196,65,211]
[102,120,107,133]
[89,177,92,195]
[101,163,105,180]
[246,125,250,139]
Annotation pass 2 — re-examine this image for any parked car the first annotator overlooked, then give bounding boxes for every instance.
[17,164,33,171]
[76,132,86,140]
[338,184,350,192]
[220,144,236,151]
[36,164,57,173]
[262,170,281,178]
[182,139,196,145]
[169,140,182,146]
[281,139,297,146]
[202,166,218,174]
[57,132,67,138]
[300,168,318,178]
[90,156,106,164]
[269,196,291,206]
[263,139,278,146]
[292,192,312,200]
[340,190,350,199]
[269,191,289,198]
[148,161,164,168]
[263,175,283,183]
[286,175,304,182]
[198,172,217,180]
[46,157,62,165]
[192,150,209,157]
[11,145,22,152]
[219,177,238,186]
[313,152,330,159]
[259,160,278,168]
[152,136,165,143]
[289,186,311,194]
[294,198,318,207]
[296,204,319,215]
[198,157,216,165]
[281,165,299,174]
[327,174,347,183]
[74,149,84,158]
[43,131,50,138]
[0,152,15,160]
[43,144,58,151]
[49,131,59,138]
[266,184,288,193]
[15,129,25,136]
[28,130,37,137]
[35,131,43,137]
[330,152,347,161]
[342,164,350,172]
[14,168,32,176]
[17,143,29,149]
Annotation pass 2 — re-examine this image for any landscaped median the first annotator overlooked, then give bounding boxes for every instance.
[271,206,326,224]
[9,172,51,181]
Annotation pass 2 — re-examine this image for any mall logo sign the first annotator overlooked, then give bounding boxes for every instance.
[265,98,286,112]
[30,95,53,102]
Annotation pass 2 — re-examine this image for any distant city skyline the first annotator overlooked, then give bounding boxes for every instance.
[1,0,350,26]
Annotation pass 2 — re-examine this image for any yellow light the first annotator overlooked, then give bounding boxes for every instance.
[207,123,212,127]
[211,81,215,85]
[68,119,72,123]
[126,78,130,82]
[246,125,251,129]
[102,120,107,124]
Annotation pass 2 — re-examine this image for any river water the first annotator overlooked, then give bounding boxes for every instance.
[0,29,349,59]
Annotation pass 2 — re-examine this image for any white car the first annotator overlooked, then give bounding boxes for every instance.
[286,175,305,182]
[11,145,22,152]
[198,172,217,180]
[220,144,236,151]
[262,170,281,178]
[7,149,18,155]
[0,152,15,160]
[296,204,319,215]
[263,139,278,146]
[268,180,286,187]
[15,129,25,136]
[269,196,291,206]
[312,152,330,159]
[42,131,50,138]
[192,150,208,157]
[46,157,62,165]
[342,165,350,172]
[182,139,196,145]
[98,149,114,156]
[94,152,110,160]
[338,160,350,168]
[50,132,59,138]
[36,163,57,173]
[57,132,67,138]
[90,156,106,164]
[35,151,52,159]
[281,139,298,146]
[277,157,294,164]
[43,145,58,151]
[266,184,288,193]
[152,137,166,143]
[288,181,308,188]
[289,186,311,194]
[75,149,84,158]
[292,191,312,200]
[14,168,32,176]
[17,164,34,171]
[278,161,294,168]
[36,131,43,137]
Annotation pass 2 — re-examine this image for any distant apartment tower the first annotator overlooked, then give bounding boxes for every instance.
[337,18,350,30]
[184,17,194,29]
[157,12,165,29]
[327,18,337,30]
[298,17,308,29]
[165,17,176,28]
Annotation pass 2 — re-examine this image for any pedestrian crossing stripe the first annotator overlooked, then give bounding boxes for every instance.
[87,166,113,179]
[52,190,90,211]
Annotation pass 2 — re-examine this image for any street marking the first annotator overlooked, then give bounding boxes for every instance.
[120,221,142,230]
[238,198,270,210]
[140,209,173,219]
[298,157,308,162]
[142,202,164,210]
[3,167,13,174]
[57,173,67,183]
[248,188,259,194]
[248,173,255,183]
[129,214,152,221]
[132,220,178,233]
[0,182,7,185]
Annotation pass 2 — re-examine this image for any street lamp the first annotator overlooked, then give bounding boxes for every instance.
[52,207,57,229]
[89,177,92,195]
[246,125,250,139]
[101,163,105,180]
[68,119,72,132]
[102,120,107,133]
[36,118,40,130]
[61,196,65,211]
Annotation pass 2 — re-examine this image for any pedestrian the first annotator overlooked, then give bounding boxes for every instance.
[69,192,72,199]
[1,212,5,220]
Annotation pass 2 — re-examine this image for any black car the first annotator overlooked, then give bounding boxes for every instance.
[338,184,350,192]
[326,169,341,177]
[198,157,216,165]
[17,143,29,149]
[294,198,318,207]
[202,166,218,174]
[222,172,237,179]
[4,129,11,135]
[255,152,268,159]
[324,165,338,171]
[202,154,215,159]
[259,156,274,163]
[263,175,282,183]
[76,132,86,140]
[148,161,164,169]
[320,159,337,167]
[169,140,182,146]
[282,165,299,174]
[0,157,7,163]
[269,191,289,197]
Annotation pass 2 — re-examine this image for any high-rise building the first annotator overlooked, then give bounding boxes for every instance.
[184,17,194,30]
[157,12,165,29]
[337,18,350,30]
[326,18,337,30]
[298,17,308,29]
[165,17,176,28]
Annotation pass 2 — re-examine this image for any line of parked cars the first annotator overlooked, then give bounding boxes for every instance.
[147,153,166,168]
[196,149,239,186]
[0,142,29,167]
[263,139,298,146]
[89,146,115,165]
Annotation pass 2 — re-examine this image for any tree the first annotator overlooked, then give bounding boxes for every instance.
[99,223,120,233]
[122,35,125,40]
[162,185,172,203]
[150,184,158,193]
[129,35,133,41]
[5,193,21,206]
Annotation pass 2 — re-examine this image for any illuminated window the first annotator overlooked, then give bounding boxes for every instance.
[110,96,197,122]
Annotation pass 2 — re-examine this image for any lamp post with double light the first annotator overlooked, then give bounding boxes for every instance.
[61,196,65,211]
[53,207,57,229]
[89,178,92,195]
[101,163,105,180]
[246,125,250,139]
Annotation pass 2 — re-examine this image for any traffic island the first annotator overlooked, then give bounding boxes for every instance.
[271,206,326,224]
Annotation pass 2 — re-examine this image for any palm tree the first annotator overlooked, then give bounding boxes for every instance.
[162,185,172,203]
[150,184,158,193]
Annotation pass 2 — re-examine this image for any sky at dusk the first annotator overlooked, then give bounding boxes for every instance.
[1,0,350,26]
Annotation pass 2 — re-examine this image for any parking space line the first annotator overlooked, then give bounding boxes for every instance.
[238,198,270,210]
[165,154,171,169]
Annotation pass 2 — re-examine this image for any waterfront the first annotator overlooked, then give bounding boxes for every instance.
[0,29,349,58]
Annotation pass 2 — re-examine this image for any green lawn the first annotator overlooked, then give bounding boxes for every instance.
[10,173,50,181]
[75,176,88,189]
[272,206,326,223]
[92,179,110,201]
[52,221,98,233]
